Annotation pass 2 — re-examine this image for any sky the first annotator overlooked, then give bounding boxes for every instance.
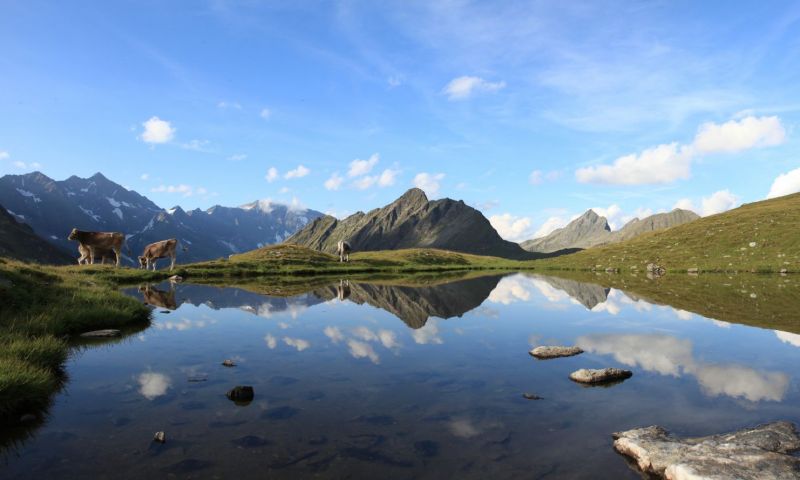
[1,0,800,242]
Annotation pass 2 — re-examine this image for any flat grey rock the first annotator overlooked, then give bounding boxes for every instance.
[613,421,800,479]
[569,367,632,384]
[79,329,121,338]
[530,345,583,359]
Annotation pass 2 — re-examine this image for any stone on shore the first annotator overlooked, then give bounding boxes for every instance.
[168,275,183,283]
[569,368,632,384]
[530,345,584,359]
[79,329,121,338]
[613,421,800,479]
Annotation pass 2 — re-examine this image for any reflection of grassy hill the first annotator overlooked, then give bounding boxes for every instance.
[0,260,150,419]
[534,193,800,273]
[542,270,800,334]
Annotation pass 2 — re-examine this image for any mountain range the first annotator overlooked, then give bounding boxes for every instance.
[521,208,699,253]
[0,203,74,265]
[0,172,323,264]
[287,188,539,259]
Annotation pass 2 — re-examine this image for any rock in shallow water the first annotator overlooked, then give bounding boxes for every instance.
[569,368,632,384]
[153,431,166,443]
[79,329,121,338]
[613,421,800,479]
[529,345,583,359]
[226,386,254,402]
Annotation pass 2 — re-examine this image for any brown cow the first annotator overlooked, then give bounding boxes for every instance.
[139,238,178,271]
[77,244,117,265]
[138,284,177,310]
[68,228,125,267]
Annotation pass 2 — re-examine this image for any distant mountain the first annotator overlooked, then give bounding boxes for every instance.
[287,188,537,260]
[128,201,323,262]
[313,275,503,328]
[521,208,699,253]
[0,172,323,264]
[0,204,73,265]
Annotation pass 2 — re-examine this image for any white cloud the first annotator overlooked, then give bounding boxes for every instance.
[264,334,277,349]
[442,76,506,100]
[260,108,271,119]
[448,419,481,438]
[279,187,290,194]
[532,216,569,239]
[576,142,693,185]
[694,115,785,154]
[529,170,560,185]
[140,116,175,144]
[10,160,42,170]
[227,153,247,161]
[377,168,399,187]
[265,167,279,183]
[285,165,310,179]
[140,173,150,181]
[348,153,379,177]
[324,326,344,343]
[217,101,242,109]
[700,189,739,216]
[413,172,445,197]
[411,319,443,345]
[137,372,171,400]
[283,336,310,351]
[347,339,380,364]
[180,139,210,152]
[378,330,400,350]
[0,151,8,160]
[489,213,534,242]
[150,184,207,197]
[577,115,785,186]
[775,330,800,348]
[488,276,533,304]
[673,198,696,212]
[767,168,800,199]
[352,326,378,342]
[324,172,344,191]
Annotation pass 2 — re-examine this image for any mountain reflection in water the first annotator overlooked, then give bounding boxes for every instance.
[3,272,800,479]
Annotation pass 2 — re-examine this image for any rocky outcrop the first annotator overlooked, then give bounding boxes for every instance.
[521,208,699,254]
[569,368,632,384]
[287,188,537,260]
[529,346,584,359]
[0,204,73,265]
[613,421,800,479]
[521,210,611,253]
[313,274,503,329]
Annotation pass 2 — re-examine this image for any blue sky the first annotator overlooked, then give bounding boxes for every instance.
[1,1,800,241]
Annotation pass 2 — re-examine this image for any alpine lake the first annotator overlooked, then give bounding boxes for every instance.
[3,271,800,479]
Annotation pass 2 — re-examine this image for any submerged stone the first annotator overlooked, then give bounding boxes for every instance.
[153,431,166,443]
[522,393,543,400]
[79,329,120,338]
[613,421,800,479]
[529,345,584,359]
[226,386,254,403]
[221,359,236,367]
[569,368,632,384]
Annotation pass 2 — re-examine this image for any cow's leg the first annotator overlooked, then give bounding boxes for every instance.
[89,248,96,265]
[151,259,158,271]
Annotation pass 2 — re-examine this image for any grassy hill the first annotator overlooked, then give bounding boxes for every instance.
[534,192,800,273]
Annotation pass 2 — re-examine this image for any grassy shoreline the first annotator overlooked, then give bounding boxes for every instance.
[0,259,151,419]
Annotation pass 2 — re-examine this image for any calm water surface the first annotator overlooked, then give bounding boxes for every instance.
[3,273,800,479]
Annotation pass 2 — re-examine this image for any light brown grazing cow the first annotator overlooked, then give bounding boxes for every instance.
[138,238,179,271]
[77,244,117,265]
[68,229,125,267]
[138,284,177,310]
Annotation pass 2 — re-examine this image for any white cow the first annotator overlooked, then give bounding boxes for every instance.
[337,240,352,263]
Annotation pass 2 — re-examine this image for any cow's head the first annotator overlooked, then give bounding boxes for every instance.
[138,256,147,269]
[67,228,78,241]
